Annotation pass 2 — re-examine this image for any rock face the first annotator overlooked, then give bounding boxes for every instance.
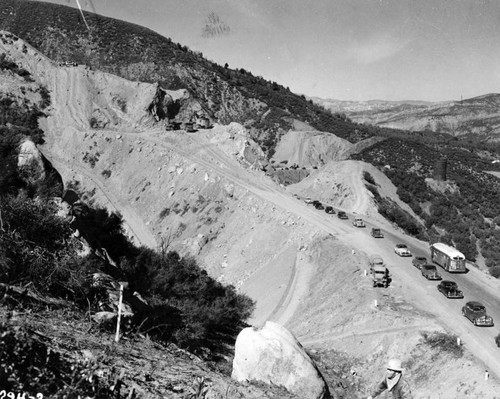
[232,321,330,399]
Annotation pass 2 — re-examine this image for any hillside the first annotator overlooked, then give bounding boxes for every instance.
[2,1,500,397]
[0,0,397,158]
[315,94,500,142]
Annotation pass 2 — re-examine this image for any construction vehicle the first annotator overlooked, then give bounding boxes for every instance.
[369,255,390,288]
[371,228,384,238]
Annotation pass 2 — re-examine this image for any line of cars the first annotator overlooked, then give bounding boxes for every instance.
[406,251,496,334]
[301,198,386,236]
[300,194,500,345]
[302,197,351,220]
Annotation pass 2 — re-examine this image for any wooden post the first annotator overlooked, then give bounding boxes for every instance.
[115,284,124,343]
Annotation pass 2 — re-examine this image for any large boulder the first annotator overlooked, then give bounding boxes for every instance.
[232,321,330,399]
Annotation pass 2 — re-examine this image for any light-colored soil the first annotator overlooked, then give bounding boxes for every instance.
[3,32,500,398]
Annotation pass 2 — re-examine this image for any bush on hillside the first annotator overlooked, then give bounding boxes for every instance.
[421,331,463,358]
[0,323,116,397]
[0,194,94,302]
[120,248,254,353]
[489,266,500,279]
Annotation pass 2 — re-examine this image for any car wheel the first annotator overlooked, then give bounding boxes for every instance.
[473,319,478,326]
[462,308,465,316]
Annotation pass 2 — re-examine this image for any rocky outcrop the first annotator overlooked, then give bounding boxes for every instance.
[148,86,211,126]
[232,321,330,399]
[17,138,46,184]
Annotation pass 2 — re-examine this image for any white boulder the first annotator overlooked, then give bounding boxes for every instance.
[232,321,330,399]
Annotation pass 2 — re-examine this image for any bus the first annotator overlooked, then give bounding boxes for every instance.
[430,243,466,273]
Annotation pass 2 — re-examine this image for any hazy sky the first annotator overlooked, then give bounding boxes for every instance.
[39,0,500,102]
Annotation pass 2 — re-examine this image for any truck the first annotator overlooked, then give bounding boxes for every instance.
[352,217,366,228]
[369,255,390,288]
[371,228,384,238]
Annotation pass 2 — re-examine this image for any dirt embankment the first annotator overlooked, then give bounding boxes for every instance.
[3,32,500,398]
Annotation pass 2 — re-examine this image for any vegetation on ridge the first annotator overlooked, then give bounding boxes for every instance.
[355,138,500,276]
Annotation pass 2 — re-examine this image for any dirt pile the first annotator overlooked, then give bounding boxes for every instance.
[271,130,353,168]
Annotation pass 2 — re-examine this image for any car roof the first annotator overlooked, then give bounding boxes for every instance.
[396,244,407,247]
[466,301,484,307]
[422,264,436,269]
[415,256,427,260]
[441,280,457,285]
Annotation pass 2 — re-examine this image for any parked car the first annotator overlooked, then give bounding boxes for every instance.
[325,206,335,214]
[394,244,412,257]
[412,256,427,269]
[304,197,313,204]
[371,228,384,238]
[420,264,442,280]
[313,202,324,210]
[352,217,366,228]
[337,211,348,219]
[437,280,464,298]
[462,301,494,326]
[496,333,500,347]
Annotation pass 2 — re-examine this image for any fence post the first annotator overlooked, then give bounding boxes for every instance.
[115,284,124,343]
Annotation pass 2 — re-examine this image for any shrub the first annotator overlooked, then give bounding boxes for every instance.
[421,331,463,358]
[489,266,500,279]
[159,207,170,219]
[101,169,111,178]
[0,195,97,302]
[363,171,376,185]
[120,249,255,354]
[0,323,116,397]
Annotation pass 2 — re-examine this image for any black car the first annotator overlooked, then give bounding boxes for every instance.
[437,280,464,298]
[421,264,442,280]
[412,256,427,270]
[462,301,494,326]
[337,211,348,219]
[313,201,324,210]
[325,206,335,214]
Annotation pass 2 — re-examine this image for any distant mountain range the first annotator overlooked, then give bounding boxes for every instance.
[312,93,500,142]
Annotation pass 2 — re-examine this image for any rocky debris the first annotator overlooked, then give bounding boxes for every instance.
[232,321,331,399]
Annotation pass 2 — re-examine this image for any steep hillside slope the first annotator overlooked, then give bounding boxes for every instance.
[271,130,354,168]
[3,30,500,398]
[0,0,389,158]
[316,94,500,142]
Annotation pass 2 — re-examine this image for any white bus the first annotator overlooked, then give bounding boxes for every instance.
[430,243,466,273]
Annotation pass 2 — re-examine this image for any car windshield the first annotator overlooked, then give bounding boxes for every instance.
[471,305,485,312]
[397,244,407,248]
[416,257,426,261]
